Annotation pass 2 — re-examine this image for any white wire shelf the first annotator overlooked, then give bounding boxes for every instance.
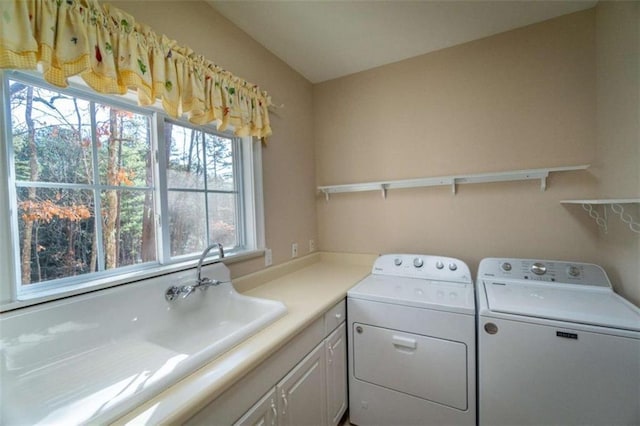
[318,164,590,200]
[561,199,640,234]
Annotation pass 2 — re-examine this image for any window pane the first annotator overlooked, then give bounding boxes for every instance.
[9,80,93,184]
[168,190,206,256]
[17,187,95,285]
[165,122,205,189]
[207,193,238,248]
[204,133,235,191]
[95,104,152,187]
[100,190,156,269]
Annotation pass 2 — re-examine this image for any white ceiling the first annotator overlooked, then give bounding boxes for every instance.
[208,0,597,83]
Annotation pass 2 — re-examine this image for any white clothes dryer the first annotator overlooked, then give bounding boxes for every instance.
[477,258,640,426]
[348,254,476,426]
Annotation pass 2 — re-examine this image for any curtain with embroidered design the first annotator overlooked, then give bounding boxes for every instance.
[0,0,272,139]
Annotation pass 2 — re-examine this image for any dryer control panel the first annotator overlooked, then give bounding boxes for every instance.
[372,254,472,284]
[478,258,611,288]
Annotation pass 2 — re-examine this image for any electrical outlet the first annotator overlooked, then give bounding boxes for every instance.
[264,248,272,266]
[291,243,298,258]
[309,239,316,252]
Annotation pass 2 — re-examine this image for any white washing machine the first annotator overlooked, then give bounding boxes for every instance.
[477,258,640,426]
[347,253,476,426]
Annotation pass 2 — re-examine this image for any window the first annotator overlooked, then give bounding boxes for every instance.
[163,122,240,258]
[1,72,263,302]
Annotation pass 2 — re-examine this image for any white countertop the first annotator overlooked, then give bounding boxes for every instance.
[114,252,375,425]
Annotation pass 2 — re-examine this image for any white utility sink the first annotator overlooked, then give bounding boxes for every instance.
[0,263,287,425]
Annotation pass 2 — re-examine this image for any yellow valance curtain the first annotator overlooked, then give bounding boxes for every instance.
[0,0,272,138]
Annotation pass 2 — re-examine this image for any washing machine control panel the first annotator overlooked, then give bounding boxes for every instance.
[479,258,611,287]
[372,254,472,284]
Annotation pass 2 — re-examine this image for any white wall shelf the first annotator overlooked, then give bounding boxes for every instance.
[318,164,589,201]
[561,199,640,234]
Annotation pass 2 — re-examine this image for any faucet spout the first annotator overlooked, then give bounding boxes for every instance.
[164,244,226,302]
[197,242,225,286]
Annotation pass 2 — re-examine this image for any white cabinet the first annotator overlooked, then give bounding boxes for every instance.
[235,342,327,426]
[236,336,341,426]
[277,342,327,426]
[188,300,347,426]
[325,324,347,426]
[234,388,277,426]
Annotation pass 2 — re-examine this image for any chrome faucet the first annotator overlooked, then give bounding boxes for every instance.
[197,242,225,286]
[165,243,226,302]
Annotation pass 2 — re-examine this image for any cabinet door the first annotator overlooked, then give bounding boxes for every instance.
[325,323,347,426]
[277,342,326,426]
[234,388,278,426]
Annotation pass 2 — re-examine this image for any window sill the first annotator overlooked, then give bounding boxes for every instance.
[0,249,266,313]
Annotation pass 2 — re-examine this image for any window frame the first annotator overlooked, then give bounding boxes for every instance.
[0,70,265,310]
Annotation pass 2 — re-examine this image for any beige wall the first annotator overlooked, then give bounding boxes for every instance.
[315,9,634,299]
[594,1,640,304]
[110,1,318,276]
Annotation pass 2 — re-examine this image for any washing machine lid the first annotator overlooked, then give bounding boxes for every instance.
[483,281,640,331]
[348,275,475,315]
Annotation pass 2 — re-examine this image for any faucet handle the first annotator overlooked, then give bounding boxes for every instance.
[197,277,222,289]
[165,286,181,302]
[181,285,196,298]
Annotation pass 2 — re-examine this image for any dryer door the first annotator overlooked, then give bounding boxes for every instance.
[352,322,468,410]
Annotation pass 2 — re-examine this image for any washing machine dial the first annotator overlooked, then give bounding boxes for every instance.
[413,257,424,268]
[449,263,458,271]
[567,265,581,277]
[501,262,512,272]
[531,262,547,275]
[394,258,403,266]
[435,261,444,270]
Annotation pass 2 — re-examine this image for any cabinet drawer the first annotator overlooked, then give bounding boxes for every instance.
[324,300,346,335]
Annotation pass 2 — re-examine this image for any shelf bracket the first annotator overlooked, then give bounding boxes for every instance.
[561,199,640,234]
[582,203,608,233]
[540,172,549,192]
[381,184,389,200]
[452,179,457,195]
[323,190,330,203]
[611,203,640,233]
[579,203,640,234]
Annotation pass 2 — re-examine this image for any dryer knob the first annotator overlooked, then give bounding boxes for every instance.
[394,258,403,266]
[413,258,424,268]
[531,262,547,275]
[567,265,580,277]
[449,263,458,271]
[435,261,444,270]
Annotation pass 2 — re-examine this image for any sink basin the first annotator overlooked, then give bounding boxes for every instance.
[0,263,287,425]
[149,286,286,354]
